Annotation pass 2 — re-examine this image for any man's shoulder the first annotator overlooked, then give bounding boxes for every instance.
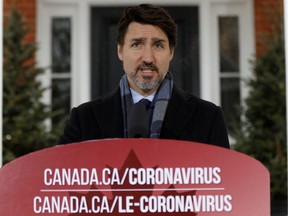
[76,87,121,111]
[172,85,219,110]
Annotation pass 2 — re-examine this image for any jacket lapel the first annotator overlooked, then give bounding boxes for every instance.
[160,85,197,139]
[92,88,124,138]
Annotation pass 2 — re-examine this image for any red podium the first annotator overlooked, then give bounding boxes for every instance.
[0,139,269,215]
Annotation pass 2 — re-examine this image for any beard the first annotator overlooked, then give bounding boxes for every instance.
[130,73,163,90]
[129,62,164,90]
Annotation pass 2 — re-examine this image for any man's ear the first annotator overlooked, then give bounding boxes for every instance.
[117,44,123,61]
[169,47,175,61]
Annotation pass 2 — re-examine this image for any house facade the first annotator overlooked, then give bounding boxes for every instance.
[3,0,283,136]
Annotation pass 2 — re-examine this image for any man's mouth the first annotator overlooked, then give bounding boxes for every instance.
[137,64,158,74]
[138,69,155,79]
[141,68,155,73]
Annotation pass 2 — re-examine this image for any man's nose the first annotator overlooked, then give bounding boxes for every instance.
[142,46,154,63]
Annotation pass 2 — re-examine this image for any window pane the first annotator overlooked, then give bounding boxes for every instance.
[52,18,71,73]
[219,17,239,72]
[52,79,71,124]
[221,77,240,132]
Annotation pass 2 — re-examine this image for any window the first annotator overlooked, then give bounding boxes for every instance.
[51,18,71,124]
[210,2,254,140]
[219,16,240,132]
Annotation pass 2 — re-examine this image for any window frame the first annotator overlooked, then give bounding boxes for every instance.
[209,1,254,105]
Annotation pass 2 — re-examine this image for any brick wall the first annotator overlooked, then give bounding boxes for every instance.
[4,0,36,44]
[254,0,284,56]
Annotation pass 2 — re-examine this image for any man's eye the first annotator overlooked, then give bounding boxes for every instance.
[155,43,164,49]
[131,43,142,48]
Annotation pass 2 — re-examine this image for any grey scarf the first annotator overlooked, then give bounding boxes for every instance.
[119,72,173,138]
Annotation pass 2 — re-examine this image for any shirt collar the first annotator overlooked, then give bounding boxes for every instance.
[130,88,156,104]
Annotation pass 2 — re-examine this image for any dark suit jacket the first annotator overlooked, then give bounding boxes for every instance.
[59,85,230,148]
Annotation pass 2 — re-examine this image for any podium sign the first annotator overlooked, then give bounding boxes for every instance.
[0,139,269,215]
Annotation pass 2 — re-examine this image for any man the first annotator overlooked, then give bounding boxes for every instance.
[59,4,230,148]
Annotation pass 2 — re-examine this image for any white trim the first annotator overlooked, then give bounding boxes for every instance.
[239,0,255,102]
[199,1,213,102]
[77,2,91,105]
[37,1,88,108]
[209,1,254,105]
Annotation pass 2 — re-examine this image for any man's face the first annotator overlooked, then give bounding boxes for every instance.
[118,22,174,96]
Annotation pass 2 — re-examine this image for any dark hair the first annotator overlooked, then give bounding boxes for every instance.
[117,4,177,49]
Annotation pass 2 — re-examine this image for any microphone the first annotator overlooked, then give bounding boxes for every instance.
[128,102,149,138]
